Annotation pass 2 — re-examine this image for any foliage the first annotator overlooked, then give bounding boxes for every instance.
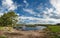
[0,27,4,30]
[46,26,60,38]
[47,26,60,32]
[0,11,18,26]
[0,36,6,38]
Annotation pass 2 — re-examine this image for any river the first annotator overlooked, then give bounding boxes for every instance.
[14,26,47,31]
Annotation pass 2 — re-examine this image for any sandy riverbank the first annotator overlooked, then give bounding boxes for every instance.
[0,27,50,38]
[0,29,49,38]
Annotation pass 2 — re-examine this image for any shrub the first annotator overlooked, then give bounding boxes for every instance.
[0,36,6,38]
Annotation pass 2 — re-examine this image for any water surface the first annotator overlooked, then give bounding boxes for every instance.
[22,26,46,30]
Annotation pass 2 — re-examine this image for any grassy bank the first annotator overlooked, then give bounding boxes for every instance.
[47,26,60,32]
[0,27,5,30]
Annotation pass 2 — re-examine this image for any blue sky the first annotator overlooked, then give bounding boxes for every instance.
[0,0,60,24]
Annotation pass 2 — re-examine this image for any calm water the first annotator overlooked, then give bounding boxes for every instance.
[14,26,47,30]
[21,26,46,30]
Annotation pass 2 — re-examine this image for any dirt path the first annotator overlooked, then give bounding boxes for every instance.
[3,30,48,38]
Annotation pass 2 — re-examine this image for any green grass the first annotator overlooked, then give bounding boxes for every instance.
[48,26,60,32]
[0,26,13,31]
[0,36,6,38]
[0,27,5,30]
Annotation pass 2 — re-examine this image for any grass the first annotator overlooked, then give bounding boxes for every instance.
[0,27,5,30]
[0,36,6,38]
[47,26,60,32]
[0,26,13,32]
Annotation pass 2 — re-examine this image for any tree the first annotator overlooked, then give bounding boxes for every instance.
[0,11,18,26]
[7,11,18,26]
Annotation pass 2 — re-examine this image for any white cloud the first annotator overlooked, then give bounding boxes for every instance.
[43,8,54,19]
[18,16,60,24]
[50,0,60,15]
[23,8,42,17]
[0,13,3,16]
[37,3,43,10]
[23,8,36,14]
[17,13,20,16]
[23,0,29,8]
[2,0,17,11]
[0,0,20,16]
[22,1,60,24]
[22,6,60,24]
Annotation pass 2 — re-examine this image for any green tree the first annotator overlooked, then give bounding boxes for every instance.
[7,11,18,26]
[0,11,18,26]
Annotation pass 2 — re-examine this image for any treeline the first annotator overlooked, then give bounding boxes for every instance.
[0,11,18,26]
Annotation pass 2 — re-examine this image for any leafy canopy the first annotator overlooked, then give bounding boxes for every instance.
[0,11,18,26]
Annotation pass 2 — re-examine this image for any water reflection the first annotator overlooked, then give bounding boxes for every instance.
[14,26,46,30]
[22,26,46,30]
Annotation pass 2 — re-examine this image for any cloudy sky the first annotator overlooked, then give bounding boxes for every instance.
[0,0,60,24]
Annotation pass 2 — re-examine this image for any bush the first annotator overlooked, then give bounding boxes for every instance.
[0,36,6,38]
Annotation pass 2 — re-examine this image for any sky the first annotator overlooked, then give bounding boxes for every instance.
[0,0,60,24]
